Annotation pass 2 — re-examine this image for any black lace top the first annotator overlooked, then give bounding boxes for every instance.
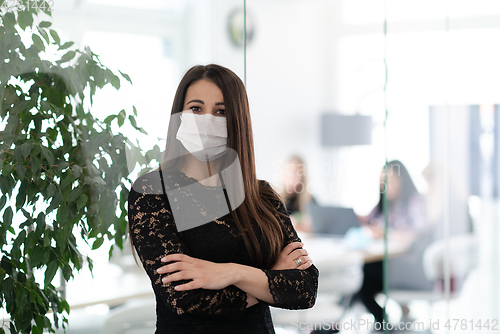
[127,169,319,334]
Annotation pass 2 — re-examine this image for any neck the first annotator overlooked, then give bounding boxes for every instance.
[182,154,223,186]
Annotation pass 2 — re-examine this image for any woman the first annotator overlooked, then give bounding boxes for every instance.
[279,155,315,233]
[355,160,426,326]
[127,64,319,333]
[360,160,426,236]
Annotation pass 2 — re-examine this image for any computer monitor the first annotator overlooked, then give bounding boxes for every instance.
[309,202,360,235]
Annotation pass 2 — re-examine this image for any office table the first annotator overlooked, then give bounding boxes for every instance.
[298,230,414,266]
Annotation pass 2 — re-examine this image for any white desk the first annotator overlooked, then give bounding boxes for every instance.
[299,231,414,267]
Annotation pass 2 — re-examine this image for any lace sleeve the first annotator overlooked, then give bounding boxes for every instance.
[258,184,319,310]
[127,177,248,320]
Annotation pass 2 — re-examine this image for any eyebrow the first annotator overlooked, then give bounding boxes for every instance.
[187,99,225,106]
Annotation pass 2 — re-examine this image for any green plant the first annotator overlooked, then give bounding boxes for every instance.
[0,3,153,333]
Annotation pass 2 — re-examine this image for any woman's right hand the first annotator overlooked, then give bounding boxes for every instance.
[271,241,312,270]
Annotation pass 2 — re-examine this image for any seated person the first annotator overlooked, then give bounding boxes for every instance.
[355,160,427,325]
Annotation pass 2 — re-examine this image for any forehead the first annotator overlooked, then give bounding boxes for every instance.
[184,79,223,101]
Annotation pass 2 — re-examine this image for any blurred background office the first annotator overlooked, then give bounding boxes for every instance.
[4,0,499,333]
[278,155,316,233]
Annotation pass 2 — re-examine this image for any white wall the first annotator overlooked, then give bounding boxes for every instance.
[48,0,500,213]
[207,0,343,205]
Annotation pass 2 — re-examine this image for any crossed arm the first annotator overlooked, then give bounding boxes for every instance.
[157,240,313,306]
[128,185,318,320]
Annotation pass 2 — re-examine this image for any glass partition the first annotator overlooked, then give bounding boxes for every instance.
[1,0,499,333]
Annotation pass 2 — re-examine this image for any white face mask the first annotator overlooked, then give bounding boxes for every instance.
[176,111,228,162]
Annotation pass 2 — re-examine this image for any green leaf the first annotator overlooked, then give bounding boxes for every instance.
[128,115,138,128]
[68,188,82,203]
[92,237,104,250]
[0,196,6,211]
[47,192,62,214]
[84,256,93,273]
[15,286,28,309]
[58,41,74,50]
[88,203,99,217]
[21,142,33,158]
[1,258,14,276]
[37,26,50,44]
[12,229,27,259]
[62,265,72,281]
[39,21,52,28]
[16,181,28,208]
[103,114,117,125]
[41,147,54,165]
[46,183,57,198]
[20,207,34,225]
[57,206,70,225]
[31,157,41,175]
[108,244,115,260]
[132,106,138,116]
[32,34,45,52]
[15,146,24,163]
[56,161,70,172]
[60,173,74,191]
[44,261,58,286]
[72,165,83,178]
[36,212,46,229]
[77,194,88,210]
[43,232,51,247]
[2,12,16,33]
[9,322,16,334]
[16,164,26,180]
[3,207,13,229]
[32,323,42,334]
[118,70,132,84]
[110,73,120,90]
[58,50,76,64]
[117,109,126,127]
[17,11,33,31]
[30,247,43,268]
[49,29,60,44]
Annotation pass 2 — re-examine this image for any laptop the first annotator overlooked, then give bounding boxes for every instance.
[309,202,360,236]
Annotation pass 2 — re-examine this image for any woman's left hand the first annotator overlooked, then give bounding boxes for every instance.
[157,253,236,291]
[271,241,312,270]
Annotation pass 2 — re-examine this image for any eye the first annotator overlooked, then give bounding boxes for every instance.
[190,106,202,112]
[215,109,226,116]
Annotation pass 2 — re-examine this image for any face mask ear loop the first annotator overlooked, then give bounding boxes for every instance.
[218,170,233,212]
[206,160,212,177]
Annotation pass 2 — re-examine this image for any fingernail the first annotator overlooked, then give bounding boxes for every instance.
[161,257,167,262]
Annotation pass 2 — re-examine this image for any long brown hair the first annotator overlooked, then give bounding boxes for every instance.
[157,64,284,269]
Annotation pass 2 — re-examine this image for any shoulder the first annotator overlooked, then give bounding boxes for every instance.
[128,170,168,212]
[130,169,165,196]
[128,171,173,225]
[407,193,426,210]
[258,179,273,191]
[258,179,288,215]
[258,179,279,201]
